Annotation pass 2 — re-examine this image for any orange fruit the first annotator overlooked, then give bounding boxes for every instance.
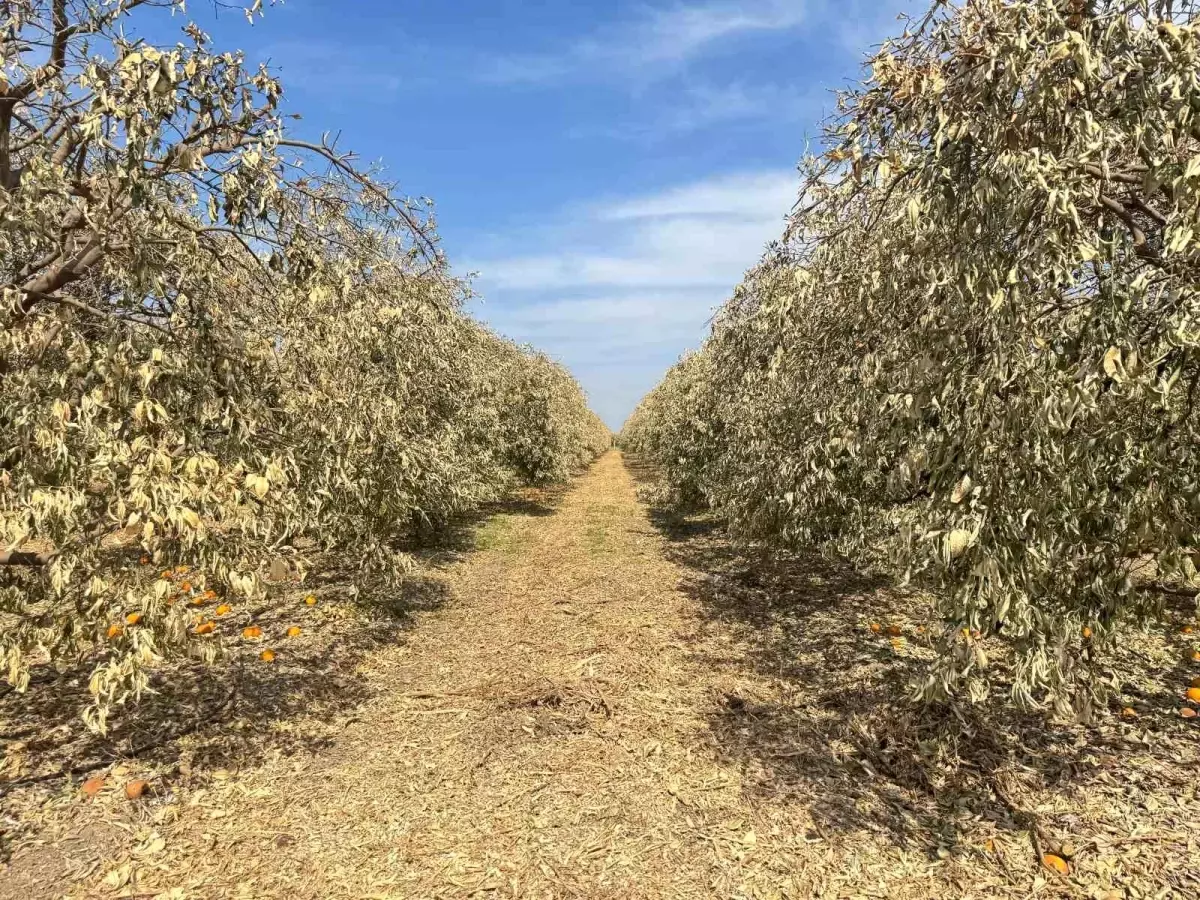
[304,594,318,606]
[180,581,192,593]
[259,649,276,662]
[885,624,902,637]
[1120,706,1137,719]
[869,622,882,634]
[1181,707,1198,719]
[161,570,173,580]
[1041,853,1070,875]
[1187,687,1200,703]
[81,776,105,798]
[203,589,217,600]
[106,624,123,639]
[1082,626,1093,639]
[286,626,302,638]
[242,626,263,640]
[1191,650,1200,663]
[1183,625,1195,635]
[125,612,142,626]
[194,621,215,635]
[214,604,232,616]
[124,780,149,800]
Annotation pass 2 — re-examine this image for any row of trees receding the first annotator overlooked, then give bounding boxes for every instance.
[622,0,1200,716]
[0,0,608,729]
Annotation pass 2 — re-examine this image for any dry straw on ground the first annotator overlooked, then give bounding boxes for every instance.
[3,452,1199,898]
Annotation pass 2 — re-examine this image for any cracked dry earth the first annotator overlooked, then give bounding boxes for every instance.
[4,451,1199,899]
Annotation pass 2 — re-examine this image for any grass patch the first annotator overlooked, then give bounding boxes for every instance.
[582,522,613,554]
[473,515,528,554]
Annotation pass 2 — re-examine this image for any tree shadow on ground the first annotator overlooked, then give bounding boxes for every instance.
[401,481,574,562]
[639,479,1200,867]
[0,573,451,805]
[1,477,577,814]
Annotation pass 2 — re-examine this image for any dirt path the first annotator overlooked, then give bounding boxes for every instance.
[6,451,1198,898]
[165,448,749,899]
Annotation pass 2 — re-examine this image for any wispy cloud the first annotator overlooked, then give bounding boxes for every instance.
[565,80,832,143]
[598,170,799,221]
[483,0,811,85]
[466,169,798,426]
[658,81,828,134]
[472,172,794,292]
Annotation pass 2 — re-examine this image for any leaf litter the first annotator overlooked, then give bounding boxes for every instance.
[2,452,1198,898]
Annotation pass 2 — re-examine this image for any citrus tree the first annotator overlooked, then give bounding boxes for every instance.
[623,0,1200,715]
[0,0,607,729]
[496,346,612,485]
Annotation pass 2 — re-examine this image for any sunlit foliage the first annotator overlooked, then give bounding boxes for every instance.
[0,0,607,729]
[623,0,1200,715]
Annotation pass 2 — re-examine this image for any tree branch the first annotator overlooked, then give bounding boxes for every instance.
[278,137,441,263]
[1098,194,1163,268]
[0,549,58,567]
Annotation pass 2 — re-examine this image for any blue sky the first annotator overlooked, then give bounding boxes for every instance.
[163,0,919,428]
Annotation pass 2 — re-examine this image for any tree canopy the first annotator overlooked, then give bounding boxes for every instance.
[0,0,608,729]
[623,0,1200,715]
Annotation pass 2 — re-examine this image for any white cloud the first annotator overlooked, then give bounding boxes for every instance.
[598,170,796,221]
[658,81,829,136]
[469,219,777,293]
[470,171,795,292]
[626,1,810,64]
[484,0,811,85]
[562,80,834,143]
[478,255,721,291]
[502,295,701,326]
[466,168,798,427]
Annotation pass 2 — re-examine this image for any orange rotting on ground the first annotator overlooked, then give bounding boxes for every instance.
[1042,853,1070,875]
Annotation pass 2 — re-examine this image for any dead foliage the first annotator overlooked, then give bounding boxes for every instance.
[3,453,1198,898]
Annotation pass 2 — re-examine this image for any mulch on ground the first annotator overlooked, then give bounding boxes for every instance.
[2,451,1198,899]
